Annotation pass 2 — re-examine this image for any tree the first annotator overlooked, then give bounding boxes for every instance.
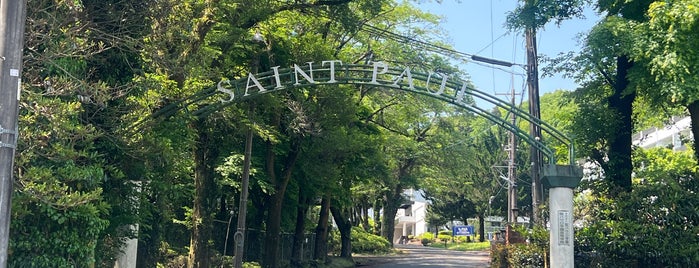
[633,0,699,163]
[576,147,699,266]
[12,0,150,265]
[338,2,468,245]
[421,112,511,242]
[543,1,653,195]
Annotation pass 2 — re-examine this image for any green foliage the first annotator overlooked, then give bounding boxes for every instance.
[13,0,151,266]
[12,54,120,266]
[13,89,112,267]
[538,90,579,163]
[18,0,660,267]
[598,0,654,21]
[516,226,549,252]
[437,234,452,241]
[575,148,699,267]
[490,243,508,268]
[330,227,391,254]
[507,0,588,30]
[421,116,508,233]
[508,244,545,268]
[634,0,699,106]
[10,200,109,267]
[242,262,262,268]
[419,232,434,239]
[350,227,392,254]
[429,240,491,251]
[487,226,548,268]
[418,232,435,241]
[506,226,548,268]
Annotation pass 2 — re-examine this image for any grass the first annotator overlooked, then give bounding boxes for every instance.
[429,240,491,251]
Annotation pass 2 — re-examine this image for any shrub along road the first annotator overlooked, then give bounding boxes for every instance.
[354,244,490,267]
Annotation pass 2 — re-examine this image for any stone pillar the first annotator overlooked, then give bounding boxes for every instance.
[542,164,582,268]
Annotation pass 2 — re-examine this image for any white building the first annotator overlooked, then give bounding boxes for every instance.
[578,116,694,181]
[633,116,692,150]
[393,189,429,244]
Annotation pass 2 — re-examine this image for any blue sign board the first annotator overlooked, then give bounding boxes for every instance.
[452,225,475,236]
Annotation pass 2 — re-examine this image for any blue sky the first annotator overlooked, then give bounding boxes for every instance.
[416,0,600,103]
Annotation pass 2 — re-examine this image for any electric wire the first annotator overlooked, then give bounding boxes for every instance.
[490,0,496,95]
[359,24,526,75]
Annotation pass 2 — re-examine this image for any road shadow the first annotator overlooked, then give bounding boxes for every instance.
[353,244,490,267]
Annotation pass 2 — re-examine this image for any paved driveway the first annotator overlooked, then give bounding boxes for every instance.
[354,245,490,267]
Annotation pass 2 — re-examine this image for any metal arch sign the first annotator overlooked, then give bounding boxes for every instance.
[154,60,574,164]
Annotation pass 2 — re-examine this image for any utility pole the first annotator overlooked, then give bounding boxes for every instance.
[235,33,263,266]
[525,6,543,226]
[0,0,28,266]
[470,54,520,224]
[495,80,519,224]
[233,119,253,268]
[506,85,518,224]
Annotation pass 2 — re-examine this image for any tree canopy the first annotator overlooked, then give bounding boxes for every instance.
[8,0,699,267]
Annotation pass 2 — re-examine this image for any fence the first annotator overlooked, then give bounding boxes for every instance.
[239,229,316,264]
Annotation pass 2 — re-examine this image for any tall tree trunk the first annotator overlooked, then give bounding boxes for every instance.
[350,206,358,226]
[188,122,216,268]
[313,195,331,260]
[263,140,301,268]
[687,101,699,164]
[478,214,485,242]
[380,159,414,246]
[372,200,381,235]
[606,55,635,195]
[247,182,268,262]
[262,182,284,267]
[361,202,370,231]
[290,189,309,267]
[330,206,353,258]
[380,189,402,246]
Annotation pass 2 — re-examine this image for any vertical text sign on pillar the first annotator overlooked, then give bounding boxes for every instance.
[542,165,582,268]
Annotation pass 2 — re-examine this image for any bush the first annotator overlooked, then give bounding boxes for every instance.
[572,148,699,267]
[489,243,545,268]
[437,234,452,241]
[488,226,548,268]
[508,244,545,268]
[454,236,468,243]
[438,230,452,236]
[418,232,435,240]
[350,227,391,254]
[490,242,508,268]
[418,232,435,246]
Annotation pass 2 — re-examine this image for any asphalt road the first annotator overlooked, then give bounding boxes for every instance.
[354,245,490,268]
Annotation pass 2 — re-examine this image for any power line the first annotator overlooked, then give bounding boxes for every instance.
[360,24,526,72]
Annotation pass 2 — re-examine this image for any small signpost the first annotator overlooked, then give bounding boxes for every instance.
[452,225,475,236]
